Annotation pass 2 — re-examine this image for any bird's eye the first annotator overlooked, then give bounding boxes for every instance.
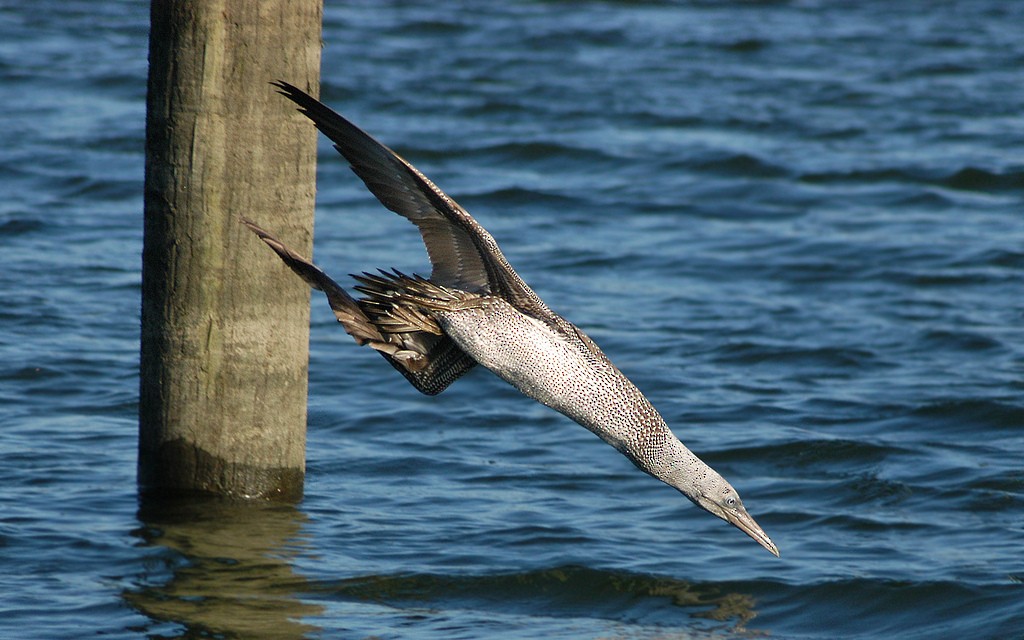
[725,497,737,508]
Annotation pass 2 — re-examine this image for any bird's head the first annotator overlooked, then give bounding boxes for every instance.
[686,466,779,557]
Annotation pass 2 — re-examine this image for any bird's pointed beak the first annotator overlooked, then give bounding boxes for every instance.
[725,507,779,557]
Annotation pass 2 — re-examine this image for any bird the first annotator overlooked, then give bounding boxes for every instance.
[244,80,779,557]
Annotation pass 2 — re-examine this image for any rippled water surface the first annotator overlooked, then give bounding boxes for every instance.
[2,1,1023,638]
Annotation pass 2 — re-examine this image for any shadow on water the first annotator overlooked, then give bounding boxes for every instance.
[124,494,323,639]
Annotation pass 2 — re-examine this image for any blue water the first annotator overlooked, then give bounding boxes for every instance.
[2,1,1022,638]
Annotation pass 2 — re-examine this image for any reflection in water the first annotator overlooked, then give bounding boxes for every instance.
[124,498,758,637]
[125,494,323,639]
[323,565,761,635]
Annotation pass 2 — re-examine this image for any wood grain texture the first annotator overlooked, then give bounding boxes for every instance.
[139,0,323,499]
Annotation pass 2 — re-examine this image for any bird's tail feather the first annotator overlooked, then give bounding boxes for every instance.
[352,270,482,333]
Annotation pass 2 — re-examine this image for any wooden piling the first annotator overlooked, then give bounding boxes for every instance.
[139,0,323,500]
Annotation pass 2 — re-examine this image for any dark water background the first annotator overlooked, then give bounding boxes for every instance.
[1,1,1022,638]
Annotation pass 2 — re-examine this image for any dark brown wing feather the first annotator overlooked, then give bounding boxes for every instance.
[272,81,557,322]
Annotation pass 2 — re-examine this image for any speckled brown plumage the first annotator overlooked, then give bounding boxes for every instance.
[244,82,779,556]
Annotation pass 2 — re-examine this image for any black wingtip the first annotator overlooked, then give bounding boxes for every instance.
[271,79,299,96]
[271,80,320,111]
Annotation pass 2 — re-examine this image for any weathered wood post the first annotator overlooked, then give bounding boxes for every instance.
[139,0,323,499]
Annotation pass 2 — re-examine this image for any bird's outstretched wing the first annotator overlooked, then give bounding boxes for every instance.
[272,81,555,322]
[242,218,475,395]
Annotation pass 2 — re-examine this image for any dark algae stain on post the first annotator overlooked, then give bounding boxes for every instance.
[1,1,1023,638]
